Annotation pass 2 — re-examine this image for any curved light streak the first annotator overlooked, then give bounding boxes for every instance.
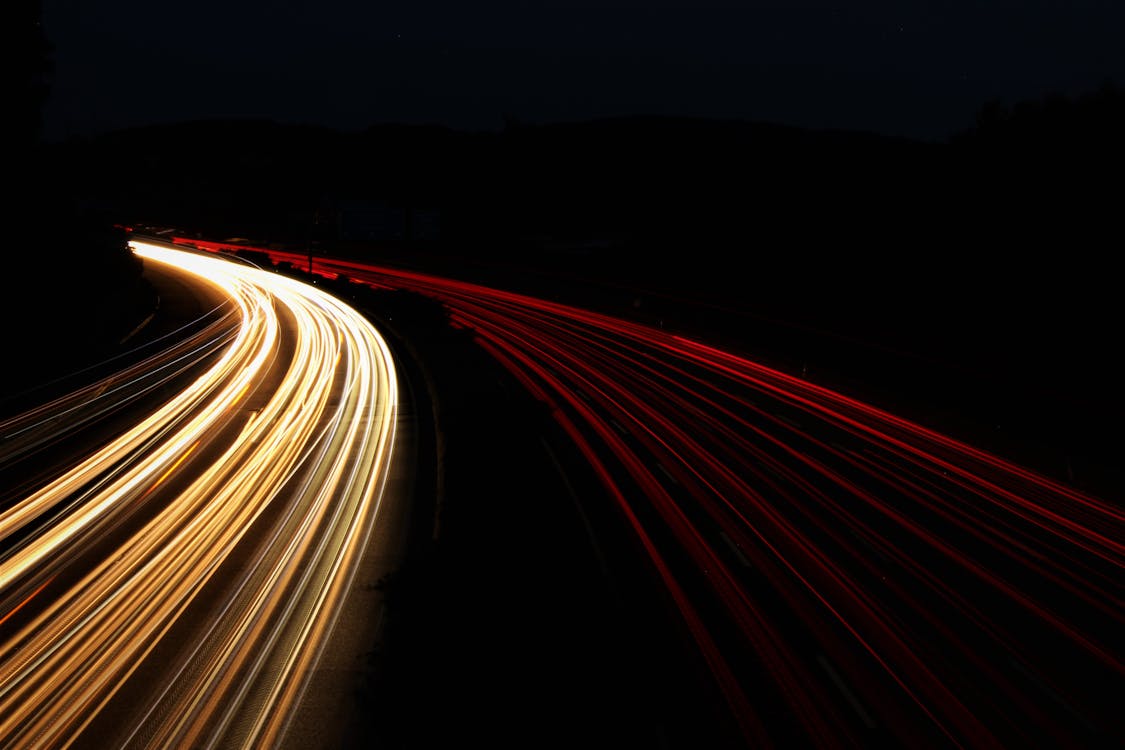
[0,242,398,749]
[194,238,1125,748]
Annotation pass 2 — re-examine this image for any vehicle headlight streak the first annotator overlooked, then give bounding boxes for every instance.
[227,241,1124,748]
[0,242,397,749]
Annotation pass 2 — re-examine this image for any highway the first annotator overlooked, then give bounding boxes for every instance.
[0,242,398,749]
[183,238,1125,748]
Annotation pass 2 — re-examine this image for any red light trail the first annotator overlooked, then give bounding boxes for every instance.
[177,237,1125,748]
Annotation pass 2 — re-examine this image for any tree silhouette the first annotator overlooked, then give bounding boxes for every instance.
[950,82,1124,244]
[1,2,156,405]
[954,81,1124,157]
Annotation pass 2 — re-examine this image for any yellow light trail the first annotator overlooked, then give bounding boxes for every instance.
[0,242,398,749]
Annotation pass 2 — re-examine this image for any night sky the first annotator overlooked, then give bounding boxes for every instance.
[41,1,1125,143]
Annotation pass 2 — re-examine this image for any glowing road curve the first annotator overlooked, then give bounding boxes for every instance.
[0,242,398,749]
[201,239,1123,748]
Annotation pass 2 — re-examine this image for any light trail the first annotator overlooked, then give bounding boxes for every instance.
[188,238,1125,748]
[0,242,398,749]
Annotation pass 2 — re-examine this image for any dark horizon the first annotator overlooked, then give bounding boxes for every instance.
[38,1,1125,145]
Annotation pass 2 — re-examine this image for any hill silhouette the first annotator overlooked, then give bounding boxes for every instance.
[15,88,1125,500]
[38,97,1121,353]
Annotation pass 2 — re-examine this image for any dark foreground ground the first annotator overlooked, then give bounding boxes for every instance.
[344,288,749,749]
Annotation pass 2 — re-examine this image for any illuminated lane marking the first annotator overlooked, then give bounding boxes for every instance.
[720,532,751,568]
[655,463,678,485]
[818,654,877,729]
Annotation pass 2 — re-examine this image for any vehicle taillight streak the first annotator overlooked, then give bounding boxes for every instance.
[183,239,1124,748]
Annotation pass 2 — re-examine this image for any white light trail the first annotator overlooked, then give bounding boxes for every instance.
[0,242,398,749]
